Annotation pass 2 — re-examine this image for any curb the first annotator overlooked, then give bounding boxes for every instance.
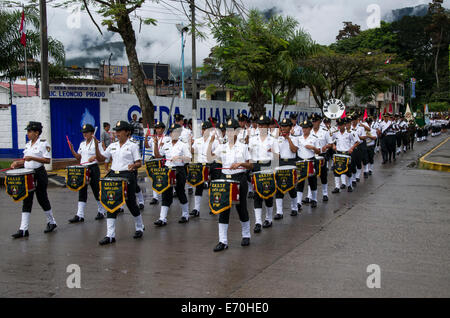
[418,137,450,172]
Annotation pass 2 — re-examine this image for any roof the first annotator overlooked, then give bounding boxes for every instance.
[0,82,39,97]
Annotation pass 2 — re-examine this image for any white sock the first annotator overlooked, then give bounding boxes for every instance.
[352,173,356,182]
[160,206,169,222]
[20,212,30,231]
[219,223,228,245]
[334,177,341,188]
[44,209,56,225]
[97,201,106,214]
[369,163,373,172]
[265,206,273,222]
[311,190,317,202]
[254,208,262,225]
[194,195,202,212]
[276,198,283,215]
[290,197,298,212]
[297,192,303,205]
[77,201,86,218]
[181,203,189,219]
[136,191,144,205]
[364,165,369,173]
[152,190,159,200]
[248,182,254,192]
[341,175,347,186]
[134,215,144,232]
[241,221,251,238]
[106,218,116,238]
[356,169,361,179]
[322,184,328,196]
[307,186,312,200]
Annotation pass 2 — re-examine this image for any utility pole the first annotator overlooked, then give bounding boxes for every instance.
[153,63,157,96]
[39,0,49,99]
[190,0,197,111]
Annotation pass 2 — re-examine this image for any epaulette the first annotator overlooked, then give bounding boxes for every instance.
[40,139,46,142]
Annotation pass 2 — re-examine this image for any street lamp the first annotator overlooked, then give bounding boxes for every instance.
[176,23,189,99]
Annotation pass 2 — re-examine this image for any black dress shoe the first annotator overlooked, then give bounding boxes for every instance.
[297,203,302,211]
[332,188,340,194]
[178,217,189,223]
[213,242,228,252]
[44,223,57,233]
[369,171,373,175]
[118,208,124,213]
[133,230,143,239]
[352,181,356,187]
[291,210,298,216]
[348,186,353,192]
[173,191,178,198]
[340,184,346,189]
[190,209,200,217]
[99,236,115,245]
[323,195,329,201]
[254,223,261,233]
[139,204,145,210]
[274,213,283,220]
[364,172,368,178]
[302,197,311,204]
[311,200,317,208]
[209,211,214,215]
[262,220,272,228]
[241,237,250,246]
[68,215,84,223]
[248,192,254,199]
[149,198,158,205]
[188,188,193,195]
[12,230,29,239]
[356,178,360,182]
[154,219,167,226]
[95,212,105,220]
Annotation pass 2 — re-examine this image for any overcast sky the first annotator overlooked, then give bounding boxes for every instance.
[22,0,450,68]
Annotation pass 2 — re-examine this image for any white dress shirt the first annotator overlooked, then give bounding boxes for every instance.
[102,139,141,172]
[296,134,318,159]
[78,138,99,165]
[193,136,212,163]
[23,138,51,169]
[276,135,298,159]
[248,133,276,162]
[213,141,249,175]
[311,127,333,153]
[159,140,192,168]
[333,131,358,152]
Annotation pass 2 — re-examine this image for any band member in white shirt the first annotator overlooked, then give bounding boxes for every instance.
[364,118,378,177]
[296,120,320,209]
[290,113,302,137]
[94,121,144,245]
[10,121,57,238]
[379,113,397,163]
[248,115,277,233]
[153,124,192,226]
[331,118,360,193]
[67,124,106,223]
[208,119,254,252]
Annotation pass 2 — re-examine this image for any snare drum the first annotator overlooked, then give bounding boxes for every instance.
[5,168,36,202]
[296,159,315,181]
[274,166,297,193]
[186,162,209,187]
[144,158,165,178]
[211,179,240,204]
[250,170,276,199]
[333,154,352,175]
[99,177,128,213]
[66,165,91,191]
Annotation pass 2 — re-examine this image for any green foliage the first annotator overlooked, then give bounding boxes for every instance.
[427,102,450,112]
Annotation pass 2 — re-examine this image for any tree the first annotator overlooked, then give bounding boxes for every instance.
[0,7,65,101]
[336,21,361,41]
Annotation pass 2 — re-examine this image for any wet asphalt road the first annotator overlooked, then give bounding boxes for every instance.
[0,134,449,298]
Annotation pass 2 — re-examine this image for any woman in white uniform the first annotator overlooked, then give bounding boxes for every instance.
[10,121,57,238]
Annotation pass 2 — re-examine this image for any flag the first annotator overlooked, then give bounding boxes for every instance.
[384,57,391,64]
[379,111,382,121]
[405,103,412,120]
[363,109,368,121]
[388,103,393,114]
[341,109,346,119]
[19,10,26,47]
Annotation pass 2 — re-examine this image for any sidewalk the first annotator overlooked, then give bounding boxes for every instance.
[419,136,450,172]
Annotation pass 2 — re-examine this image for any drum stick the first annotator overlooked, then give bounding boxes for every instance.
[66,135,71,149]
[214,167,246,170]
[0,168,13,172]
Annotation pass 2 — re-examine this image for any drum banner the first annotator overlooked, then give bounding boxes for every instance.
[66,167,87,191]
[296,161,309,183]
[252,172,276,200]
[150,167,171,194]
[275,169,297,194]
[314,158,322,178]
[333,156,350,175]
[100,179,126,213]
[144,160,162,179]
[209,182,232,215]
[186,163,207,187]
[5,175,29,202]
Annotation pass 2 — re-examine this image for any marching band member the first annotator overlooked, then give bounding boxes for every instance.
[101,122,114,171]
[174,114,193,195]
[304,114,333,203]
[93,121,144,245]
[237,113,249,144]
[296,120,320,209]
[144,121,170,205]
[274,118,299,219]
[209,123,227,182]
[380,114,397,163]
[395,114,403,155]
[11,121,57,238]
[400,116,409,152]
[350,114,366,186]
[153,124,192,226]
[364,118,378,177]
[290,113,302,137]
[208,119,253,252]
[190,121,214,217]
[248,115,276,233]
[331,118,359,193]
[67,124,106,223]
